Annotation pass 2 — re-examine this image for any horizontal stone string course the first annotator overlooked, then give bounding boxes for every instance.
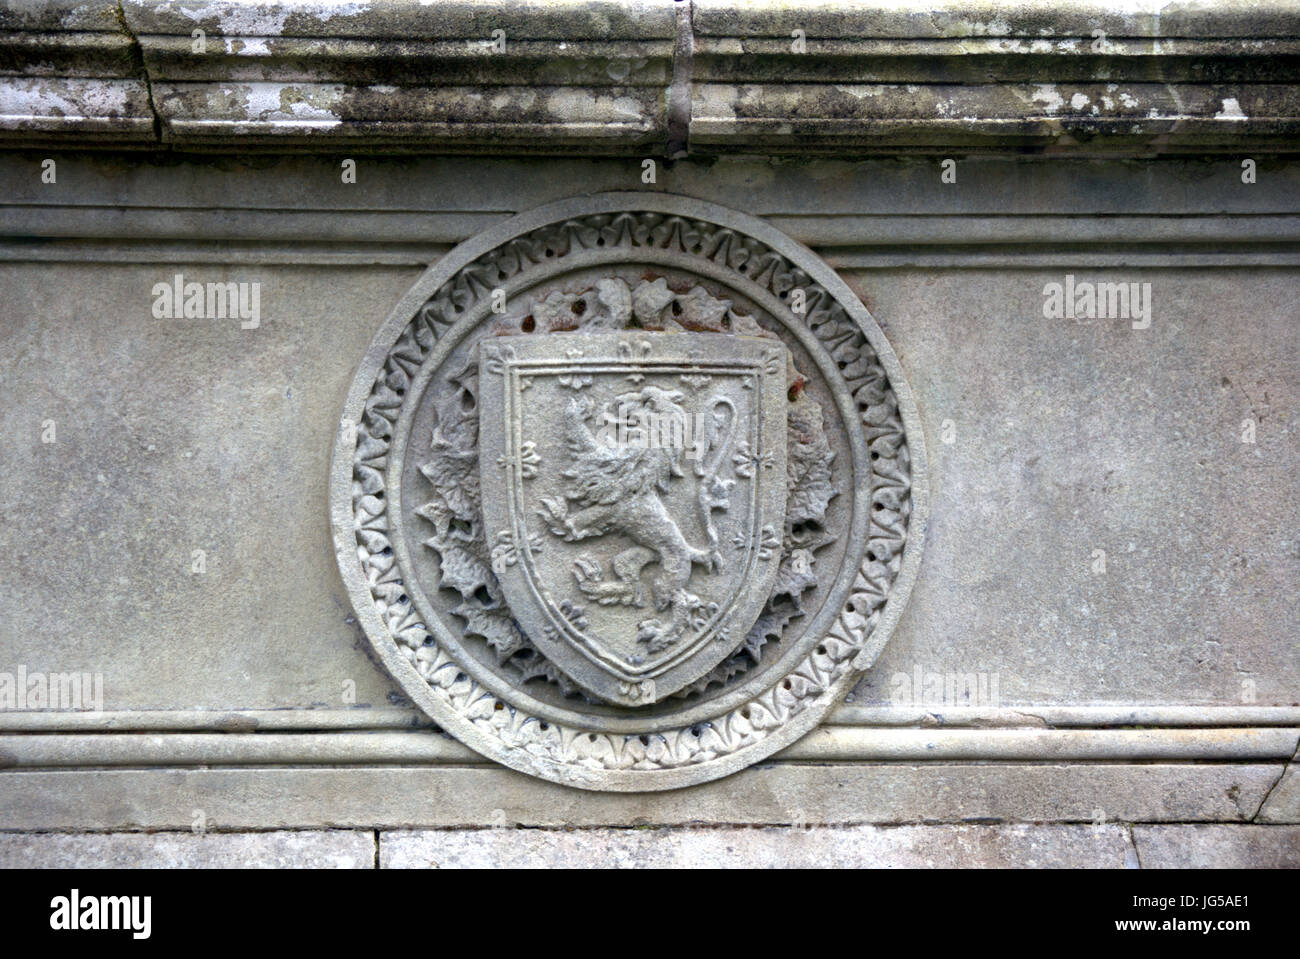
[0,727,1295,767]
[2,705,1299,733]
[2,0,1298,153]
[9,825,1300,869]
[0,765,1288,830]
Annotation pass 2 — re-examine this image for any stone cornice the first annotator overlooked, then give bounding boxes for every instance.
[2,0,1298,155]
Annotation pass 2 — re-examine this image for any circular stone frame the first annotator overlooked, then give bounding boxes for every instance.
[331,192,928,791]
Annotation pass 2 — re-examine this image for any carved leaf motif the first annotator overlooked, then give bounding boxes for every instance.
[429,539,497,601]
[772,547,817,600]
[454,602,527,660]
[673,286,731,330]
[419,390,481,522]
[785,394,837,534]
[632,277,676,326]
[420,452,478,521]
[509,650,583,696]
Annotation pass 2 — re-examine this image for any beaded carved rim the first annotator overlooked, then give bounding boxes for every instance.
[330,193,928,791]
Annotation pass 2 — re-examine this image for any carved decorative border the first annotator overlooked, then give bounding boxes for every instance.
[331,193,929,790]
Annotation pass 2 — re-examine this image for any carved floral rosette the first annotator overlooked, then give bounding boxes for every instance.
[331,193,928,791]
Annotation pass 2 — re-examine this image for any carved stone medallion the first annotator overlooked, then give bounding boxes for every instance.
[331,193,927,791]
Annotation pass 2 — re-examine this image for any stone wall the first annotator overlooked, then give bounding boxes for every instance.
[0,0,1296,867]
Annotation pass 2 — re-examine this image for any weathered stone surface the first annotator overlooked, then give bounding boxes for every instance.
[9,823,1295,867]
[0,829,374,868]
[690,0,1300,39]
[127,0,675,153]
[1133,825,1300,868]
[380,823,1137,868]
[0,0,123,32]
[124,0,677,41]
[0,262,420,712]
[0,726,1292,768]
[689,82,1300,154]
[0,764,1280,830]
[848,267,1300,709]
[5,152,1298,253]
[1257,762,1300,823]
[0,0,1294,833]
[3,1,1299,153]
[2,254,1292,717]
[0,76,154,143]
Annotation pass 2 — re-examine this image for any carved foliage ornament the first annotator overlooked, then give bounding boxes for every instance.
[331,193,927,791]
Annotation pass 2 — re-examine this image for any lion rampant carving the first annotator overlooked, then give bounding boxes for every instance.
[536,387,734,652]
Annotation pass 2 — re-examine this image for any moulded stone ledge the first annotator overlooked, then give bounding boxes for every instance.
[0,0,1298,154]
[5,824,1294,867]
[0,830,377,869]
[0,765,1286,830]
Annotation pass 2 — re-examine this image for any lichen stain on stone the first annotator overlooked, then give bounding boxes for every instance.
[1215,97,1249,121]
[172,0,370,37]
[951,18,1013,38]
[223,37,273,57]
[544,89,645,125]
[492,89,534,113]
[1030,83,1065,114]
[7,77,135,123]
[230,82,343,127]
[174,1,293,37]
[831,85,886,101]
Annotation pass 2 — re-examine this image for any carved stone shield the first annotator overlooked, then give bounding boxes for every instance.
[476,332,788,704]
[332,192,928,791]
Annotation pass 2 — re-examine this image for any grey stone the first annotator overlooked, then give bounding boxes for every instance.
[0,830,374,868]
[848,266,1299,710]
[0,144,1294,822]
[0,764,1280,830]
[0,261,420,713]
[474,328,790,703]
[0,0,1294,842]
[1133,825,1300,868]
[1257,762,1300,823]
[4,1,1300,153]
[380,823,1135,868]
[332,193,926,790]
[0,726,1293,768]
